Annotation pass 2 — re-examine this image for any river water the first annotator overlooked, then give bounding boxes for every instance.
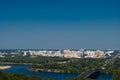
[2,64,112,80]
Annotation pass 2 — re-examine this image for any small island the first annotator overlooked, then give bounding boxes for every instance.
[0,65,11,69]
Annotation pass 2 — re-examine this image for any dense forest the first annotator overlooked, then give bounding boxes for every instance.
[101,57,120,74]
[30,58,105,73]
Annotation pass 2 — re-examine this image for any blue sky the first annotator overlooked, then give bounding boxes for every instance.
[0,0,120,49]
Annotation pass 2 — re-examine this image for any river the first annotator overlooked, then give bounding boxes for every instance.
[2,64,112,80]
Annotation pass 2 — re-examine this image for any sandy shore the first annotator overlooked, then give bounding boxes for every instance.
[0,66,11,69]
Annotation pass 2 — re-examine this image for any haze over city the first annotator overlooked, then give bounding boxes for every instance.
[0,0,120,49]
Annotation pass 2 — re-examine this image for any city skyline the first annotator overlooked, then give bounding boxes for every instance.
[0,0,120,49]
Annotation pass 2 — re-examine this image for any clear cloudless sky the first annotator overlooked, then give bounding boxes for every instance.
[0,0,120,49]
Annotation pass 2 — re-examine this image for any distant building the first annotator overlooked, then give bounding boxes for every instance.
[84,50,104,58]
[63,49,83,58]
